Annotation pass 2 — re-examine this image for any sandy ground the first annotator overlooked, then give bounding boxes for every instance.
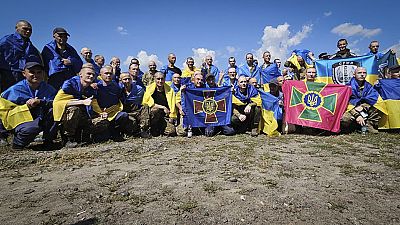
[0,132,399,225]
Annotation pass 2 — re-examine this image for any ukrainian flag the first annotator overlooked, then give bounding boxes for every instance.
[258,90,282,136]
[375,79,400,129]
[315,55,378,85]
[0,98,33,130]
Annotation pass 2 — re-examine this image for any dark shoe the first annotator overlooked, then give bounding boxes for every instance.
[12,143,24,150]
[112,135,125,142]
[140,130,152,139]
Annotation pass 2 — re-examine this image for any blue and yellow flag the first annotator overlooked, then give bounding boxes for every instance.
[375,79,400,129]
[0,98,33,130]
[315,55,378,85]
[258,90,282,136]
[182,86,232,128]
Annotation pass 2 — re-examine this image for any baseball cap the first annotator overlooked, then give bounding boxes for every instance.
[53,27,70,36]
[24,62,43,70]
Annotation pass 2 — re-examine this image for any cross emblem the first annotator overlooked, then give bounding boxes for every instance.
[193,90,227,123]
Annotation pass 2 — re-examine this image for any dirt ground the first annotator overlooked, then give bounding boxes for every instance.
[0,132,399,225]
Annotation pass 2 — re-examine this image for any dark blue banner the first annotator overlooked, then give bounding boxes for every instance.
[183,86,232,127]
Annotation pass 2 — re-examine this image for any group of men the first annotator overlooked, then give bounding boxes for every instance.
[0,20,399,150]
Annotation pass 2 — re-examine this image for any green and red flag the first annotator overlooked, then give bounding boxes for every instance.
[282,80,352,132]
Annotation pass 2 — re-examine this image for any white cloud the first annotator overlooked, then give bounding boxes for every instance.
[256,23,313,62]
[226,46,236,54]
[123,50,162,71]
[116,26,128,35]
[331,23,381,38]
[324,11,332,17]
[184,48,217,68]
[386,42,400,53]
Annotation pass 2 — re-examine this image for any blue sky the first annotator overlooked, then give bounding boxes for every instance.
[1,0,398,71]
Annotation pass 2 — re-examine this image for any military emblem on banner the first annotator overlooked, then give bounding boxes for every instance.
[183,87,232,127]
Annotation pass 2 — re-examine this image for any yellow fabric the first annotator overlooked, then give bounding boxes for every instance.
[142,82,177,118]
[232,95,261,107]
[92,99,123,121]
[176,90,181,103]
[346,96,387,115]
[53,90,75,121]
[288,54,312,70]
[314,74,378,85]
[0,98,33,130]
[374,96,388,115]
[263,84,270,92]
[182,67,200,78]
[259,109,280,137]
[379,100,400,129]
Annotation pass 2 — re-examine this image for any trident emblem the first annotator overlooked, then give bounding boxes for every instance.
[307,94,318,107]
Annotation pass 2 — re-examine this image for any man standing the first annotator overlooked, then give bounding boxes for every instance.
[201,55,220,84]
[42,27,83,89]
[160,53,182,84]
[0,62,57,149]
[110,56,121,82]
[80,47,100,74]
[240,53,261,83]
[142,60,158,87]
[0,20,42,92]
[94,55,105,69]
[329,39,356,59]
[367,41,384,60]
[220,57,239,87]
[181,57,199,85]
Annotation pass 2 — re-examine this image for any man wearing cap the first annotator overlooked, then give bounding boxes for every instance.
[0,20,42,92]
[387,65,400,79]
[0,62,57,149]
[81,47,100,75]
[231,76,261,136]
[42,27,83,89]
[205,73,218,88]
